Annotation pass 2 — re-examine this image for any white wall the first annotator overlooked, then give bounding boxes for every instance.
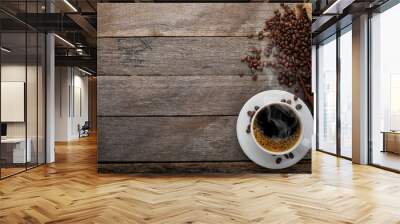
[55,67,89,141]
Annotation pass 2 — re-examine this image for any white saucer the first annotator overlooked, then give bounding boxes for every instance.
[236,90,313,169]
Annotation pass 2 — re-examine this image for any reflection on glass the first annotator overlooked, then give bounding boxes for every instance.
[27,31,38,169]
[318,36,337,154]
[340,28,352,158]
[371,4,400,171]
[1,32,27,177]
[0,1,46,178]
[38,33,46,165]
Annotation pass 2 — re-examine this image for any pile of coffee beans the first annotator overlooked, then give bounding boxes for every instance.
[240,4,312,106]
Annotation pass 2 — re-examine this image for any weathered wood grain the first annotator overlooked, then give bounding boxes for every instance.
[98,158,312,174]
[98,116,311,162]
[96,3,312,172]
[98,3,287,37]
[97,75,286,116]
[98,37,271,76]
[98,116,248,162]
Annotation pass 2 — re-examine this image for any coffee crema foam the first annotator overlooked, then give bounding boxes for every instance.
[253,125,301,152]
[252,104,301,153]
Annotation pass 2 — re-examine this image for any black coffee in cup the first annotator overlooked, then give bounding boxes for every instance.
[252,103,301,153]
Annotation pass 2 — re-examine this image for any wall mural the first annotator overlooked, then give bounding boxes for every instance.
[97,3,313,173]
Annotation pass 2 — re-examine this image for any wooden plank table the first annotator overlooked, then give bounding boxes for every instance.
[97,3,311,173]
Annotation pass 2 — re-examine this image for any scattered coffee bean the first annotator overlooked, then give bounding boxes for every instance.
[295,104,302,110]
[284,154,289,159]
[286,99,292,105]
[246,124,251,133]
[247,34,254,39]
[294,95,298,101]
[247,110,254,117]
[281,99,286,103]
[276,157,282,164]
[289,152,294,159]
[255,106,260,110]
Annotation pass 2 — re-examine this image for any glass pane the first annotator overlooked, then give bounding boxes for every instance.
[1,31,27,177]
[371,4,400,171]
[340,28,352,158]
[38,32,45,165]
[317,36,337,154]
[27,31,38,169]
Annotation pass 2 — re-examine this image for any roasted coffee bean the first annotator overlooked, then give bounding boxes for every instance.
[246,125,251,134]
[276,157,282,164]
[247,34,254,39]
[288,152,294,159]
[284,154,289,159]
[281,99,286,103]
[255,106,260,110]
[295,104,302,110]
[241,4,312,105]
[247,110,254,117]
[294,95,299,101]
[286,99,291,105]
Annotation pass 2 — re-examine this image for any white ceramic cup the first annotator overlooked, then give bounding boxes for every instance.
[250,102,303,155]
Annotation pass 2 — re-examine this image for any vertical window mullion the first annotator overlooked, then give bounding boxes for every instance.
[336,28,341,157]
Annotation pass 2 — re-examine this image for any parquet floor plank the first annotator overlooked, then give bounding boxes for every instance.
[1,135,400,223]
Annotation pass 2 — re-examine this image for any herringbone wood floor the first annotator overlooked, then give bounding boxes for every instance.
[1,135,400,224]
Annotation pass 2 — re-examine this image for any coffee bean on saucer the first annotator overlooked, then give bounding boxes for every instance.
[254,106,260,110]
[286,99,292,105]
[246,124,251,133]
[276,157,282,164]
[247,110,254,117]
[284,154,289,159]
[294,95,299,101]
[295,104,302,110]
[281,99,286,103]
[289,152,294,159]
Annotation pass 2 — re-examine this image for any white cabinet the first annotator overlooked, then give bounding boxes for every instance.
[1,138,32,163]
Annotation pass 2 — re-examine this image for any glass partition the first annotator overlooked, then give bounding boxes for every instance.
[317,35,337,155]
[0,30,28,177]
[38,32,46,165]
[370,3,400,171]
[339,27,352,158]
[0,1,46,179]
